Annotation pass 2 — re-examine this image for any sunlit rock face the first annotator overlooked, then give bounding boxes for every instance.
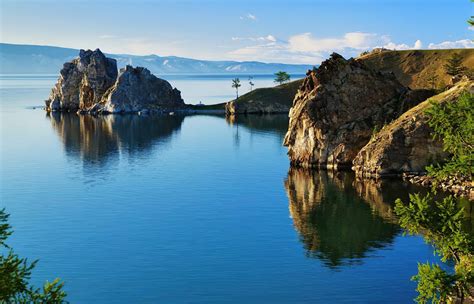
[45,49,118,112]
[283,53,434,169]
[99,66,184,114]
[284,168,399,268]
[47,113,184,164]
[353,80,473,177]
[45,49,184,114]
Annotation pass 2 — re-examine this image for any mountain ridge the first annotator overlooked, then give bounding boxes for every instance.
[0,43,313,74]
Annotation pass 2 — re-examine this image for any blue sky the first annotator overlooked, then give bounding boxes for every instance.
[1,0,472,64]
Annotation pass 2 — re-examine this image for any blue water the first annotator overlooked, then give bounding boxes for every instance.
[0,74,445,303]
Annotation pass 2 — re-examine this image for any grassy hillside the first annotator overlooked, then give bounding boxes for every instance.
[231,79,303,108]
[359,49,474,89]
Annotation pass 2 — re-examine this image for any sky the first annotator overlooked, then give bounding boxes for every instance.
[1,0,473,64]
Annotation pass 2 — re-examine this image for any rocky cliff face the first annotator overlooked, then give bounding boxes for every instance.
[97,66,184,114]
[45,49,183,114]
[352,80,473,177]
[283,53,431,169]
[45,49,118,112]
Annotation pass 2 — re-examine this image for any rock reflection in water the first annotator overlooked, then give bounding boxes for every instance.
[284,168,400,268]
[47,113,184,165]
[225,114,289,137]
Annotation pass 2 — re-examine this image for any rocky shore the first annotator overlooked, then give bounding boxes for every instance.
[401,173,473,200]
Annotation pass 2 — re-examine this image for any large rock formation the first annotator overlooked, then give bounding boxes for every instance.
[45,49,118,112]
[45,49,184,114]
[97,66,184,114]
[283,53,433,169]
[352,80,473,177]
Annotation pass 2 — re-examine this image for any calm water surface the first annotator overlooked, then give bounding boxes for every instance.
[0,75,447,303]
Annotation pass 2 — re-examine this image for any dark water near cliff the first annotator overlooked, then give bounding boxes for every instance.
[0,74,453,303]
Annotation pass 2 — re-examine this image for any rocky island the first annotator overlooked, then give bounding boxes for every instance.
[45,49,184,114]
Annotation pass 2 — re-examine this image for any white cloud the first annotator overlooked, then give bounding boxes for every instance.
[468,26,474,31]
[428,39,474,49]
[414,39,423,49]
[240,13,257,21]
[231,35,277,42]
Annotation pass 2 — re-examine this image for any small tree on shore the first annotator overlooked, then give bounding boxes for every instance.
[444,53,467,77]
[231,78,241,99]
[248,76,254,91]
[274,71,290,85]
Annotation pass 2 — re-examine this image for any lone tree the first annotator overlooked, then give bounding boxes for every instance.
[444,53,467,77]
[274,71,290,85]
[231,78,241,99]
[0,209,67,303]
[427,74,439,90]
[248,76,254,91]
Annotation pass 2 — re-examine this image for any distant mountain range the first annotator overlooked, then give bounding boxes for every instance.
[0,43,313,75]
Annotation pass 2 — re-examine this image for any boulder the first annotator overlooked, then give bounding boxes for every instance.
[283,53,430,169]
[97,66,184,114]
[352,80,473,177]
[45,49,117,112]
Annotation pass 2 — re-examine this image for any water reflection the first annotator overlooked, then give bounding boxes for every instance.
[225,114,289,138]
[284,168,400,268]
[47,113,184,165]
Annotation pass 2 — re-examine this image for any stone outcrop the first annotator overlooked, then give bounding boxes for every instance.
[97,66,184,114]
[45,49,118,112]
[283,53,433,169]
[45,49,184,114]
[352,80,473,177]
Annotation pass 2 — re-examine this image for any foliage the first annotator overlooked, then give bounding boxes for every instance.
[0,209,67,303]
[425,92,474,181]
[426,74,439,90]
[274,71,291,85]
[231,78,241,99]
[394,194,473,303]
[443,53,467,77]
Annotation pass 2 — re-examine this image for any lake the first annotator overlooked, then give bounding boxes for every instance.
[0,74,448,303]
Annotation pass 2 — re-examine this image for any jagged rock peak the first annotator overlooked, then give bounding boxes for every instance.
[283,52,431,169]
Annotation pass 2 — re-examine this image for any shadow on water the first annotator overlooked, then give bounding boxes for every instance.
[284,168,404,269]
[47,113,184,166]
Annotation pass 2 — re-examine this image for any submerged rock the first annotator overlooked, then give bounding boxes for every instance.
[97,66,184,114]
[45,49,184,114]
[45,49,117,112]
[283,53,430,169]
[352,80,473,177]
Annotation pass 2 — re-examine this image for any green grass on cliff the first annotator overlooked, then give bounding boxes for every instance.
[359,49,474,90]
[230,78,303,107]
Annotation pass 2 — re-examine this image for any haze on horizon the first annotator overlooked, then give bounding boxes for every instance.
[0,0,472,64]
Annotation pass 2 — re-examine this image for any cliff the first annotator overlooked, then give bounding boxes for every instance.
[45,49,184,114]
[352,79,473,177]
[283,53,434,169]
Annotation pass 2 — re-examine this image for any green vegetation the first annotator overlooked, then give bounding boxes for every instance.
[395,194,473,303]
[0,209,67,303]
[395,90,474,303]
[274,71,291,85]
[427,74,439,90]
[444,53,468,78]
[231,78,241,99]
[425,92,474,181]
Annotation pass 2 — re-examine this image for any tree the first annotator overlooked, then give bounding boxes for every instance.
[427,74,439,90]
[425,92,474,181]
[274,71,290,85]
[394,194,473,303]
[231,78,241,99]
[0,209,67,303]
[444,53,467,77]
[248,76,254,91]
